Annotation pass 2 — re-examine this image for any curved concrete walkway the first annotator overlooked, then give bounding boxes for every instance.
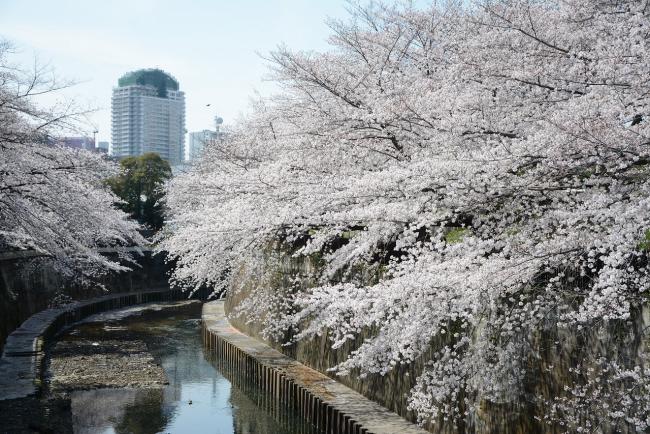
[202,300,429,434]
[0,287,184,401]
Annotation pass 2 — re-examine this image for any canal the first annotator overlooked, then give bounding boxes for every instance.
[2,300,323,434]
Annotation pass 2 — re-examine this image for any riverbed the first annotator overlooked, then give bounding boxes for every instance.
[1,300,323,434]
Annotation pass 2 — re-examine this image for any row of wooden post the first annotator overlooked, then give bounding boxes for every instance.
[202,325,371,434]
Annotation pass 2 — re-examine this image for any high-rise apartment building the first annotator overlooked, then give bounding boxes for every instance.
[111,69,185,166]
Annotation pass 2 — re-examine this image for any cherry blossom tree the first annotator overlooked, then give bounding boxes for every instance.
[0,40,145,285]
[162,1,650,430]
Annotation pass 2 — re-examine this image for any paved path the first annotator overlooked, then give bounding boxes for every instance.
[203,301,429,434]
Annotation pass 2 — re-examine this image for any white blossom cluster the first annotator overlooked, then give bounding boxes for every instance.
[542,359,650,432]
[161,1,650,429]
[0,41,144,284]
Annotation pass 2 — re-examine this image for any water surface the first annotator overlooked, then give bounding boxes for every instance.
[47,301,322,434]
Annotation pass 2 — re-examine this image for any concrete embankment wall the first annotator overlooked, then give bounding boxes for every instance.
[203,300,429,434]
[0,250,171,354]
[224,248,650,434]
[224,253,439,430]
[0,287,192,401]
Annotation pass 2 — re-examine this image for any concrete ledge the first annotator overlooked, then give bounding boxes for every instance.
[202,300,429,434]
[0,287,186,401]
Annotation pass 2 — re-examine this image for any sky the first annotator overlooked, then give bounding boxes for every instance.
[0,0,351,145]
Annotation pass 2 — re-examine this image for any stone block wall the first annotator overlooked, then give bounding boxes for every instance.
[0,251,171,354]
[224,246,650,434]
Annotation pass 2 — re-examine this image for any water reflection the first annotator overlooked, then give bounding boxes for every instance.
[52,303,322,434]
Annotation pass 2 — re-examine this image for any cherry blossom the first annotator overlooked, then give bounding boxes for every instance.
[161,1,650,429]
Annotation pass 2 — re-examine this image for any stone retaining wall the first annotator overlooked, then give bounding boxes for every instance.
[224,246,650,434]
[0,250,171,354]
[224,252,436,430]
[203,301,429,434]
[0,287,189,401]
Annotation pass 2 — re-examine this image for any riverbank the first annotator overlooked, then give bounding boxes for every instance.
[47,301,199,391]
[202,300,429,434]
[0,287,194,401]
[1,300,326,434]
[0,250,172,355]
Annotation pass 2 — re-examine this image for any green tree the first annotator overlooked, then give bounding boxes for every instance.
[106,153,172,231]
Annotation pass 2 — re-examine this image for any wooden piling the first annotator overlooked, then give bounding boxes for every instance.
[201,301,429,434]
